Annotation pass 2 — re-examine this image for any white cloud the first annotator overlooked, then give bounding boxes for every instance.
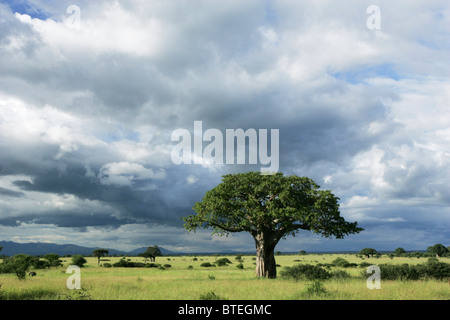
[186,175,198,185]
[0,0,449,251]
[14,3,164,57]
[98,162,165,186]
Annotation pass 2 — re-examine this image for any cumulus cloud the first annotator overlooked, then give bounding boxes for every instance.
[0,0,449,252]
[98,162,166,186]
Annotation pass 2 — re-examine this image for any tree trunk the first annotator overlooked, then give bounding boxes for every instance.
[254,233,277,279]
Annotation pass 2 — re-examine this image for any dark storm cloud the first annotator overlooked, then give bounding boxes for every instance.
[0,0,449,251]
[0,187,24,198]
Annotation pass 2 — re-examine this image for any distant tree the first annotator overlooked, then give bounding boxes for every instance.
[0,254,32,280]
[393,247,406,257]
[31,256,50,269]
[409,251,423,258]
[43,253,63,267]
[72,255,87,267]
[144,246,162,262]
[92,249,109,266]
[298,250,307,255]
[359,248,378,258]
[427,244,449,258]
[0,246,3,253]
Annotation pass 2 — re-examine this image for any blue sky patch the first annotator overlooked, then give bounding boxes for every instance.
[5,0,50,20]
[331,64,402,84]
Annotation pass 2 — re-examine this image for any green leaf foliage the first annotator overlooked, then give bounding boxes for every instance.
[183,172,363,240]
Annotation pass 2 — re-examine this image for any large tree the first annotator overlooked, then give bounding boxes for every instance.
[183,172,363,278]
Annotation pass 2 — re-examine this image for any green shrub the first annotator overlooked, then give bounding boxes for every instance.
[71,255,87,268]
[359,262,371,268]
[31,259,50,270]
[215,258,232,266]
[331,270,351,280]
[366,264,419,281]
[303,281,328,297]
[102,263,112,268]
[200,262,214,267]
[332,257,350,267]
[281,264,331,281]
[163,264,172,268]
[362,261,450,281]
[199,291,227,300]
[0,254,35,280]
[236,263,244,269]
[419,259,450,280]
[146,263,159,268]
[112,258,145,268]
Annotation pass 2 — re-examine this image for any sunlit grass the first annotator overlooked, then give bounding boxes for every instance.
[1,254,449,300]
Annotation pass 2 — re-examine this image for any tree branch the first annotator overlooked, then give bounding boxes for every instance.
[209,221,246,233]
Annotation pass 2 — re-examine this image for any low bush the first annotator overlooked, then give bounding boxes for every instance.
[281,264,331,281]
[331,270,351,280]
[200,262,214,267]
[0,255,32,280]
[71,255,87,268]
[215,258,232,266]
[146,263,160,268]
[362,264,420,281]
[199,291,227,300]
[419,260,450,280]
[332,257,350,267]
[303,281,328,297]
[362,260,450,281]
[359,262,372,268]
[112,259,145,268]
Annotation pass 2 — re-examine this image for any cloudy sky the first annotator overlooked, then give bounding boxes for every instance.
[0,0,449,253]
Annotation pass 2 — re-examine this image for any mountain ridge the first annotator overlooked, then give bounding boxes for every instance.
[0,240,173,256]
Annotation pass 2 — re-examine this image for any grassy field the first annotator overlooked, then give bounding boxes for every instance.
[0,254,449,300]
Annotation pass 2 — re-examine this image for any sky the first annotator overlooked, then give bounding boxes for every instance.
[0,0,449,253]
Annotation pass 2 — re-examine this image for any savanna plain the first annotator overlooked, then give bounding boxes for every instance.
[0,253,449,300]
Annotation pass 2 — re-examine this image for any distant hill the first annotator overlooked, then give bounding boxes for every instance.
[0,241,173,257]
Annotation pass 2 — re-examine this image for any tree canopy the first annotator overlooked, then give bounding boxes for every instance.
[183,172,363,278]
[427,244,449,257]
[93,249,109,266]
[359,248,378,258]
[141,246,162,262]
[393,247,406,257]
